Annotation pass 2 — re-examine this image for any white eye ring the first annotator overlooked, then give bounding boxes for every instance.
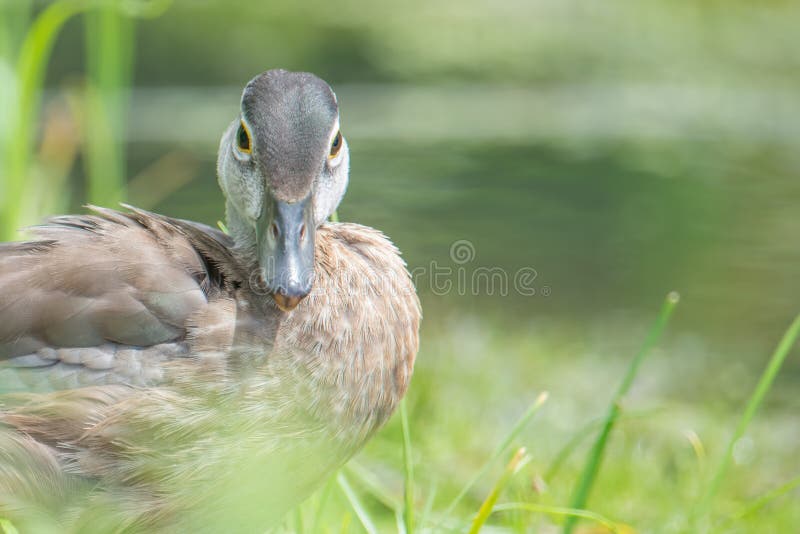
[328,134,345,166]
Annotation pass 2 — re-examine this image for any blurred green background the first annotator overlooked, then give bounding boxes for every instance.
[1,0,799,532]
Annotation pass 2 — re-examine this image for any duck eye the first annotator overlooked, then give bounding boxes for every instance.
[236,120,252,154]
[329,131,342,158]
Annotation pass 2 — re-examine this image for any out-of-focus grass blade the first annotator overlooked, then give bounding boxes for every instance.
[0,518,19,534]
[335,429,415,529]
[84,4,134,207]
[493,502,625,533]
[563,291,680,534]
[339,513,352,534]
[0,0,172,240]
[716,473,800,529]
[345,463,402,512]
[83,0,173,208]
[294,506,305,534]
[694,313,800,523]
[467,447,530,534]
[2,0,93,240]
[400,399,415,533]
[545,408,658,483]
[311,476,335,534]
[418,482,438,529]
[440,391,549,520]
[337,472,379,534]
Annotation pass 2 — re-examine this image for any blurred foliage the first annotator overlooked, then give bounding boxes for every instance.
[41,0,800,87]
[0,0,170,239]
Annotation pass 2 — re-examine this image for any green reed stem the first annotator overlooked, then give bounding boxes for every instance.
[493,502,621,533]
[84,4,134,206]
[440,391,548,521]
[0,518,19,534]
[1,0,92,240]
[546,407,659,483]
[563,291,680,534]
[337,472,379,534]
[400,399,416,533]
[0,0,172,240]
[721,473,800,527]
[694,313,800,523]
[468,447,529,534]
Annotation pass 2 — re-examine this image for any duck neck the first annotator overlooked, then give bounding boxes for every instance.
[225,200,258,262]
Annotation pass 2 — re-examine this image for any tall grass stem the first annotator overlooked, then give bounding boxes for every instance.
[493,502,622,533]
[467,447,529,534]
[694,313,800,522]
[719,473,800,528]
[400,399,415,533]
[337,472,379,534]
[563,291,680,534]
[84,4,134,206]
[440,391,548,521]
[1,0,92,240]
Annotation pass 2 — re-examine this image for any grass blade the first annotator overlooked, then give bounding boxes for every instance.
[720,473,800,527]
[310,476,335,534]
[493,502,624,533]
[563,291,680,534]
[84,4,134,206]
[400,399,415,534]
[1,0,93,240]
[468,447,530,534]
[418,481,438,528]
[0,518,19,534]
[345,463,402,512]
[694,313,800,521]
[0,0,172,240]
[294,506,304,534]
[337,471,379,534]
[440,391,549,520]
[545,407,658,483]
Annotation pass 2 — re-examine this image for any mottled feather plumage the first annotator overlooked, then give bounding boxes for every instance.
[0,69,420,531]
[0,207,420,531]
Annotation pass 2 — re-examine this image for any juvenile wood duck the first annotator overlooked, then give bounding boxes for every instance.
[0,69,421,532]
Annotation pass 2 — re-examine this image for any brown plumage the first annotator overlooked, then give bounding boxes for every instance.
[0,70,420,532]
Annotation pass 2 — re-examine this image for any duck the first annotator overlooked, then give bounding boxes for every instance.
[0,69,421,532]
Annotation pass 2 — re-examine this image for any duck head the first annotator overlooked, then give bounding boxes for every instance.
[217,70,350,311]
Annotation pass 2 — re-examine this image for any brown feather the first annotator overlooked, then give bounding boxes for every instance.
[0,206,420,531]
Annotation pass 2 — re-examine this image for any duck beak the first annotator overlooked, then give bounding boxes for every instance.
[256,193,316,312]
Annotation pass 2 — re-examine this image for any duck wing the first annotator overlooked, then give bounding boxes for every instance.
[0,205,244,391]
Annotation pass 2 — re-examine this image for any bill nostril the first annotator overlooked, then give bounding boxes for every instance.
[299,224,306,241]
[270,223,279,240]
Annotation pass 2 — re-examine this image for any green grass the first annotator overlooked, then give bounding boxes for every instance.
[467,447,531,534]
[275,297,800,533]
[400,399,415,533]
[696,313,800,527]
[5,294,791,532]
[563,292,680,533]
